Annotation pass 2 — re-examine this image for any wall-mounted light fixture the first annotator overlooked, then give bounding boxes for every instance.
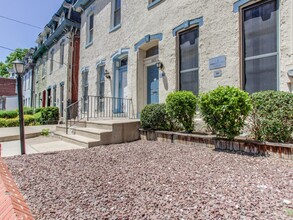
[156,61,164,70]
[105,69,111,79]
[288,69,293,78]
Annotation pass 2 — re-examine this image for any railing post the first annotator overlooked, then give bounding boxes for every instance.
[87,95,89,121]
[65,109,68,134]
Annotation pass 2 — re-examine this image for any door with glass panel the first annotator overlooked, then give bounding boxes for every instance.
[179,28,199,95]
[147,65,159,104]
[82,71,89,112]
[242,0,277,93]
[97,66,105,113]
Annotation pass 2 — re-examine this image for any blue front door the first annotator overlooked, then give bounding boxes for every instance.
[147,65,159,104]
[117,66,127,112]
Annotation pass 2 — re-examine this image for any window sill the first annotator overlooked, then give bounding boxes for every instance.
[148,0,163,10]
[109,24,121,33]
[85,41,93,49]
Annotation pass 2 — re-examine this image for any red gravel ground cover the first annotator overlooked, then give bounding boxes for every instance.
[4,140,293,219]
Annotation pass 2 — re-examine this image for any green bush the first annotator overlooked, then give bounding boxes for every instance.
[0,118,6,127]
[35,107,42,113]
[141,104,173,131]
[0,110,18,119]
[166,91,197,132]
[5,118,19,127]
[199,86,252,140]
[33,112,42,123]
[24,115,35,126]
[40,107,59,124]
[250,91,293,143]
[23,107,34,115]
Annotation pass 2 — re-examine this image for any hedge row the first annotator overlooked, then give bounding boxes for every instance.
[0,107,59,128]
[141,87,293,143]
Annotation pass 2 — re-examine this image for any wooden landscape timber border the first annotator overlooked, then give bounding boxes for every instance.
[139,129,293,160]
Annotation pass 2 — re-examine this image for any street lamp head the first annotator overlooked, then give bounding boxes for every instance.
[12,60,25,76]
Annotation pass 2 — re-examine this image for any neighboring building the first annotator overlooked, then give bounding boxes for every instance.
[22,48,36,108]
[0,78,17,110]
[33,0,80,117]
[73,0,293,118]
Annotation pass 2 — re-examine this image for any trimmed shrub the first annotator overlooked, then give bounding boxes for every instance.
[24,115,35,126]
[33,112,42,123]
[0,110,18,119]
[141,104,172,131]
[166,91,197,133]
[250,91,293,143]
[0,118,6,127]
[23,107,34,115]
[199,86,252,140]
[35,107,42,113]
[40,107,59,124]
[5,118,19,127]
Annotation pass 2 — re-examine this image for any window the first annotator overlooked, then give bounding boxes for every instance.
[60,41,65,66]
[112,0,121,28]
[179,28,199,95]
[42,55,46,77]
[50,49,55,74]
[87,14,94,44]
[242,0,277,93]
[53,86,57,107]
[148,0,163,9]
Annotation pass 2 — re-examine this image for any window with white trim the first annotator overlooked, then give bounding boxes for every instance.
[60,41,65,66]
[50,49,55,74]
[179,28,199,95]
[112,0,121,28]
[242,0,278,93]
[87,14,94,44]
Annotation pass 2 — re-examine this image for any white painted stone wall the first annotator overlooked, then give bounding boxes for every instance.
[78,0,293,116]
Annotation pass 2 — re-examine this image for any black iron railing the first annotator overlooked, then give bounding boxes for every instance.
[65,96,135,134]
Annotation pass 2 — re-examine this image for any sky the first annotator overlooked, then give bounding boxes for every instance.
[0,0,64,62]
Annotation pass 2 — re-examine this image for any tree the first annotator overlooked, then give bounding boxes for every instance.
[0,62,9,78]
[0,48,28,78]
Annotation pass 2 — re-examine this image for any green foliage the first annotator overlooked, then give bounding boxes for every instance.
[141,104,173,131]
[0,110,18,119]
[0,118,6,127]
[41,129,50,136]
[0,48,28,78]
[250,91,293,143]
[40,107,59,124]
[0,62,9,78]
[33,112,42,123]
[23,107,34,115]
[166,91,197,132]
[199,86,252,140]
[5,48,29,70]
[35,107,42,113]
[24,115,35,126]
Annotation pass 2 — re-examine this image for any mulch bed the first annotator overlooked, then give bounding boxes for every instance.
[4,140,293,219]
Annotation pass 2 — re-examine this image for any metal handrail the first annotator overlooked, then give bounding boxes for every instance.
[65,96,136,134]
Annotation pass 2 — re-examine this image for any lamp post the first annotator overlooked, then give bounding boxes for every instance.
[12,60,26,155]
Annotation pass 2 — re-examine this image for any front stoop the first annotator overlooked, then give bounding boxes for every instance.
[54,119,140,148]
[0,158,35,220]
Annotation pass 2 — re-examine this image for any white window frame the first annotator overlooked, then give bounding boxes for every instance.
[86,13,94,46]
[110,0,121,31]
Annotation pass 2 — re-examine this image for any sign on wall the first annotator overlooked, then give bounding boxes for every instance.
[209,56,226,70]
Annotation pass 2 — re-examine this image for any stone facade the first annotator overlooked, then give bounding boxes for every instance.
[75,0,293,117]
[33,0,80,117]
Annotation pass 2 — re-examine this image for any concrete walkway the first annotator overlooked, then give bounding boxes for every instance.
[1,136,85,157]
[0,125,57,142]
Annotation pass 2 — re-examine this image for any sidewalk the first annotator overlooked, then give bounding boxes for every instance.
[0,125,57,142]
[1,136,85,157]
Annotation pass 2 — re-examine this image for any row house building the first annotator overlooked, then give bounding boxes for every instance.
[32,0,80,117]
[29,0,293,119]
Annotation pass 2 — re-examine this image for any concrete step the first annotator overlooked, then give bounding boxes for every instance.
[54,131,101,148]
